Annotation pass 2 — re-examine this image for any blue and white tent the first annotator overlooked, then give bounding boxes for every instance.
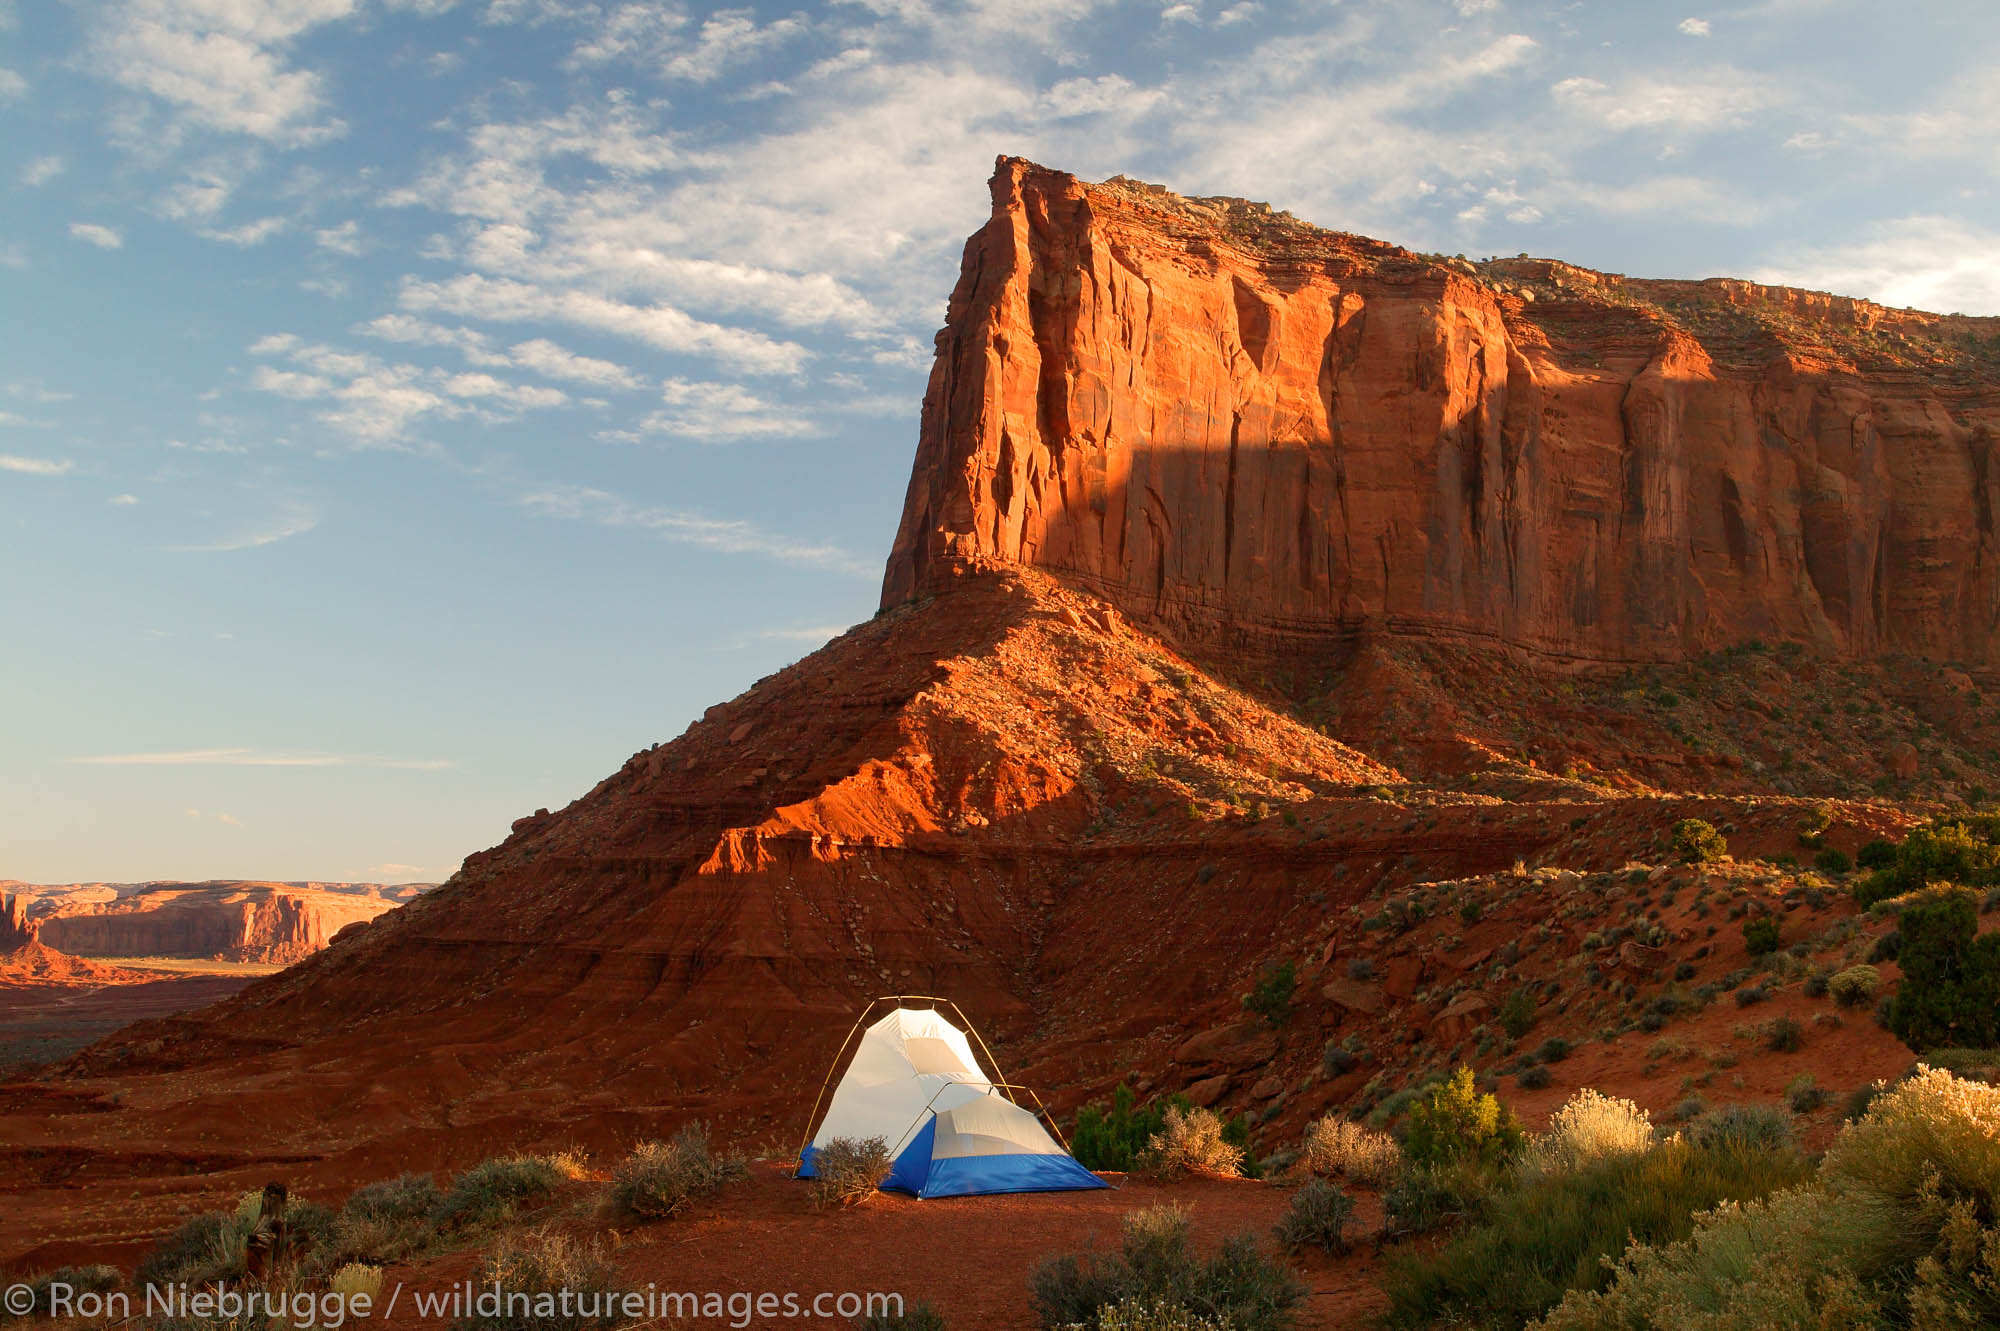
[797,1005,1106,1199]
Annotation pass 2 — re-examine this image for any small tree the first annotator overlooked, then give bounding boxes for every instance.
[1889,887,2000,1050]
[1673,819,1728,864]
[1241,959,1297,1027]
[1742,915,1781,957]
[1498,988,1537,1040]
[1403,1067,1523,1168]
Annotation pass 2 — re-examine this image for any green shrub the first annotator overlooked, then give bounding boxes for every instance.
[450,1230,624,1331]
[137,1208,253,1286]
[1383,1136,1811,1330]
[1685,1103,1793,1152]
[432,1155,568,1233]
[1741,916,1780,957]
[1856,837,1899,870]
[1764,1016,1804,1053]
[1786,1074,1828,1113]
[1296,1115,1401,1186]
[612,1123,747,1218]
[1498,988,1538,1040]
[14,1265,121,1316]
[1028,1204,1303,1331]
[1072,1087,1258,1176]
[1241,960,1297,1027]
[1889,886,2000,1049]
[810,1137,892,1207]
[1832,959,1872,999]
[1144,1107,1243,1180]
[859,1301,947,1331]
[333,1173,443,1266]
[1534,1037,1573,1064]
[1274,1179,1354,1255]
[1536,1067,2000,1330]
[1672,819,1727,865]
[1382,1161,1491,1237]
[1517,1065,1552,1090]
[1404,1068,1524,1169]
[1073,1298,1231,1330]
[1813,846,1852,875]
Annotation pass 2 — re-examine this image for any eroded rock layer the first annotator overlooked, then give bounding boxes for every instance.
[883,157,2000,664]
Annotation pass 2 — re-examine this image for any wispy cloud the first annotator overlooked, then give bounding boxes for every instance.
[91,0,354,146]
[0,453,73,475]
[166,498,319,551]
[1755,216,2000,315]
[20,154,62,186]
[70,222,124,249]
[75,747,453,770]
[0,68,24,100]
[397,274,809,375]
[519,484,873,576]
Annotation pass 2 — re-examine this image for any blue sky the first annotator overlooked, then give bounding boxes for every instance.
[3,0,1995,883]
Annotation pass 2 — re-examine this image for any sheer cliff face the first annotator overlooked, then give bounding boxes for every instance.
[883,157,2000,664]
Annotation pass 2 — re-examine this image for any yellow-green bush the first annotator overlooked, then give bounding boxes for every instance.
[1143,1106,1243,1180]
[1296,1115,1402,1186]
[1523,1090,1655,1179]
[1533,1066,2000,1330]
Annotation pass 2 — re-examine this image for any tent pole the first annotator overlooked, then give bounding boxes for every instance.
[794,995,891,1165]
[942,996,1018,1106]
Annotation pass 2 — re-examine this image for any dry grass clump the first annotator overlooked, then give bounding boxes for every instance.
[1534,1066,2000,1329]
[811,1136,893,1206]
[1296,1115,1402,1186]
[1143,1106,1244,1180]
[1524,1089,1655,1178]
[609,1123,747,1220]
[450,1230,624,1331]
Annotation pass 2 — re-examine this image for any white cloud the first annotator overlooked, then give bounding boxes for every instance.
[1678,17,1711,36]
[398,273,808,374]
[316,219,362,254]
[1755,216,2000,315]
[20,155,63,186]
[111,493,140,505]
[520,484,872,575]
[0,454,73,475]
[167,498,319,550]
[0,68,24,100]
[1550,69,1784,133]
[92,0,355,145]
[204,215,287,245]
[617,377,814,440]
[70,222,125,249]
[251,365,334,398]
[73,747,452,769]
[506,338,644,388]
[0,411,58,428]
[661,9,807,82]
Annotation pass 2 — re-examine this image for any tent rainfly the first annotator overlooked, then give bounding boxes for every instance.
[797,1004,1107,1198]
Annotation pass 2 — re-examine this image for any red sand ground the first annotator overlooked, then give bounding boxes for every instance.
[377,1167,1386,1331]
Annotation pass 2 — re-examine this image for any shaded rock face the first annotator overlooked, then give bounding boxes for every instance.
[0,893,36,951]
[883,157,2000,664]
[36,885,393,964]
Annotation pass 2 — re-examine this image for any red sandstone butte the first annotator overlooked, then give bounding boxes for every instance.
[884,157,2000,663]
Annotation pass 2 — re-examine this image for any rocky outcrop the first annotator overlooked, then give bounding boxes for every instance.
[0,893,36,952]
[883,157,2000,665]
[35,884,395,965]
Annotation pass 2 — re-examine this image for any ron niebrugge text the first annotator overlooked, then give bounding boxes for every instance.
[23,1281,905,1328]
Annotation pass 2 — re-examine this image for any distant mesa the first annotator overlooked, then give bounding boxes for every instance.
[885,157,2000,665]
[0,880,430,966]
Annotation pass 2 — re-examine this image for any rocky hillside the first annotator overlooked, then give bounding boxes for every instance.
[5,159,1992,1272]
[885,158,2000,664]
